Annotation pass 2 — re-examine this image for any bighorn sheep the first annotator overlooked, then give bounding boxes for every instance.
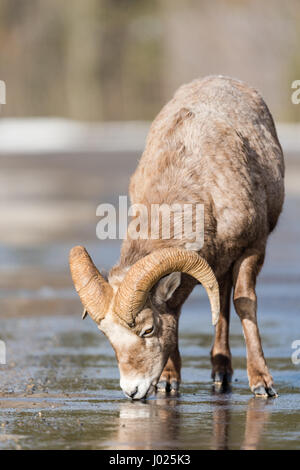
[70,76,284,400]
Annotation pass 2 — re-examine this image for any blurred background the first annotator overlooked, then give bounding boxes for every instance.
[0,0,299,251]
[1,0,300,121]
[0,0,300,450]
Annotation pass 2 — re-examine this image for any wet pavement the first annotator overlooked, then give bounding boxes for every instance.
[0,151,300,449]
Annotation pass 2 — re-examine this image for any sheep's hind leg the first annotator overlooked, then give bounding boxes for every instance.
[157,347,181,392]
[233,247,277,397]
[211,273,233,389]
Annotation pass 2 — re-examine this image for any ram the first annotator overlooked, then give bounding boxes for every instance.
[70,75,284,400]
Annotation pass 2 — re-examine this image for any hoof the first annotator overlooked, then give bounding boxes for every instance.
[156,381,169,392]
[266,386,278,397]
[213,371,232,386]
[212,371,232,394]
[170,380,179,392]
[252,385,278,398]
[156,380,180,393]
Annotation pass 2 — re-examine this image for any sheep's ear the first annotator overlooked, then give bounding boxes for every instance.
[153,272,181,304]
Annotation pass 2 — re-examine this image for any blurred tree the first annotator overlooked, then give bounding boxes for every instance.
[0,0,299,121]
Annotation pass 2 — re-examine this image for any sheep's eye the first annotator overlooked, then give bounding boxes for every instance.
[142,327,154,337]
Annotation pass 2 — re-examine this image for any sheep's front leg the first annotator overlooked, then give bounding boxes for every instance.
[211,273,233,387]
[157,346,181,392]
[233,248,277,397]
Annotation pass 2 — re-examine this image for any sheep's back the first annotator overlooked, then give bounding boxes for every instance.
[129,76,284,264]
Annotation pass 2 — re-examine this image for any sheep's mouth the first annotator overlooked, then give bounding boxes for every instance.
[129,384,155,401]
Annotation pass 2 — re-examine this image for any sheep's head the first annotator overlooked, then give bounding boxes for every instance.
[69,246,220,400]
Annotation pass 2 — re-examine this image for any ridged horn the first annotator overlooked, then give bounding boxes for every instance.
[69,245,113,324]
[114,247,220,327]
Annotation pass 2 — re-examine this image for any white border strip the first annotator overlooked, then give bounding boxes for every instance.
[0,119,149,154]
[0,118,298,155]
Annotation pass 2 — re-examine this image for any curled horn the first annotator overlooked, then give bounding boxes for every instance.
[69,246,113,324]
[114,247,220,327]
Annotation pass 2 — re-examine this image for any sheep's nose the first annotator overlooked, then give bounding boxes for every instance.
[129,387,138,399]
[120,376,153,400]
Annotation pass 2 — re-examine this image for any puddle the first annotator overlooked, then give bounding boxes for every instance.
[0,152,299,449]
[0,288,299,450]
